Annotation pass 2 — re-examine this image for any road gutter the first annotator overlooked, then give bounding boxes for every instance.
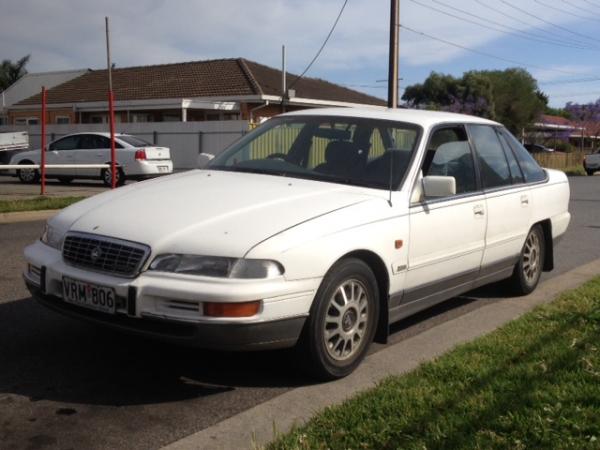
[162,259,600,450]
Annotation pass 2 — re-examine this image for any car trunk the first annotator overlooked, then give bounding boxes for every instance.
[144,147,170,160]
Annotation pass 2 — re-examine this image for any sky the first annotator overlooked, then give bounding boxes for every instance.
[2,0,600,107]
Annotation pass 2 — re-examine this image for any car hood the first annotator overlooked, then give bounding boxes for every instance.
[56,170,381,257]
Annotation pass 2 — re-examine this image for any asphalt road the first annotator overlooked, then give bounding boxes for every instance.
[1,177,599,450]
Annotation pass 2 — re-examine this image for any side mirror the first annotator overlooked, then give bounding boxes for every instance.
[197,152,214,168]
[422,175,456,198]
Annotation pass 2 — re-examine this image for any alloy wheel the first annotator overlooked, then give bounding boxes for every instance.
[323,278,369,361]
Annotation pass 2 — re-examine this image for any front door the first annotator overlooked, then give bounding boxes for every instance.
[404,125,487,308]
[46,135,81,177]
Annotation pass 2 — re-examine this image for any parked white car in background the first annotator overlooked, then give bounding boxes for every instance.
[23,108,570,379]
[10,132,173,186]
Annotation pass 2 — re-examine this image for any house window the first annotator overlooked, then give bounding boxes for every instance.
[206,112,221,121]
[90,115,106,124]
[15,117,38,125]
[56,116,70,124]
[132,113,153,123]
[223,113,240,120]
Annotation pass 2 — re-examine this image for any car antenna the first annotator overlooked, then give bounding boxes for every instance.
[388,148,394,207]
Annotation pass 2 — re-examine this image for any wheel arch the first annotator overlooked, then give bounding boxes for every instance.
[339,249,390,344]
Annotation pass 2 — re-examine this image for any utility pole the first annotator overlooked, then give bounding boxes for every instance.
[105,16,117,189]
[281,45,287,113]
[387,0,400,108]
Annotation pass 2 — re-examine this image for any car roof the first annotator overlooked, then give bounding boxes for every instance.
[280,107,500,128]
[56,132,133,139]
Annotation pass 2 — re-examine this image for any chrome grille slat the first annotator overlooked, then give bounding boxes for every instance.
[62,232,150,277]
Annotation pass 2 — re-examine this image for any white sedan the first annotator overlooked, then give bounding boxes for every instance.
[10,132,173,186]
[22,108,570,379]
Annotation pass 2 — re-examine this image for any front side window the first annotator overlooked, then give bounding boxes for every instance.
[209,116,421,190]
[469,125,512,189]
[422,126,477,196]
[499,128,547,183]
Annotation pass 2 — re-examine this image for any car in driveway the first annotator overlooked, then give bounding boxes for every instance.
[22,108,571,379]
[583,150,600,176]
[10,132,173,186]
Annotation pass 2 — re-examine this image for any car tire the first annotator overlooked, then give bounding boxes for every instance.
[296,258,379,380]
[16,161,40,184]
[586,169,595,176]
[57,177,74,184]
[508,224,545,295]
[101,167,125,187]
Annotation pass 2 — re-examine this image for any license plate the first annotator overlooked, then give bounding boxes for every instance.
[158,165,169,173]
[62,277,116,314]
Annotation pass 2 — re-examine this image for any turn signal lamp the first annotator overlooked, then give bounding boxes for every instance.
[203,301,261,317]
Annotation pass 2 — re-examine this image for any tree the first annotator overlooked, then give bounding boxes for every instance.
[564,99,600,151]
[402,68,546,134]
[0,55,30,91]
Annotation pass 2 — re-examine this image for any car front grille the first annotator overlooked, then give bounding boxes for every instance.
[62,232,150,277]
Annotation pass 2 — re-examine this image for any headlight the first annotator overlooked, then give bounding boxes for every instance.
[149,254,284,279]
[40,222,63,249]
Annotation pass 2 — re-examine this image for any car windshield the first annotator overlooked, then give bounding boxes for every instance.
[209,115,421,190]
[118,135,152,147]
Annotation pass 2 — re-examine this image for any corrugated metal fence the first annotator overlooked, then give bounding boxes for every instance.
[0,121,249,169]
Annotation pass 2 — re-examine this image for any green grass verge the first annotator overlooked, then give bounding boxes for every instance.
[0,196,85,213]
[564,166,587,176]
[268,278,600,450]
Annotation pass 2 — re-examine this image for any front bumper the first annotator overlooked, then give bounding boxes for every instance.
[24,240,319,350]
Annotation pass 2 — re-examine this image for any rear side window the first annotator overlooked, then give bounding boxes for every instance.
[118,135,152,147]
[499,129,547,183]
[497,131,524,184]
[469,125,512,189]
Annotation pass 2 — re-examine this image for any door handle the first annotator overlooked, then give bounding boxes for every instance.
[473,204,485,216]
[520,195,529,205]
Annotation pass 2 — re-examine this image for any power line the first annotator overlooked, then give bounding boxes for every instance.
[562,0,600,16]
[287,0,348,90]
[582,0,600,9]
[501,0,600,44]
[534,0,600,22]
[474,0,594,48]
[408,0,599,50]
[540,77,600,85]
[431,0,599,49]
[399,23,600,79]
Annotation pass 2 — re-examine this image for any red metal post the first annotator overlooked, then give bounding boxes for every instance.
[108,90,116,188]
[40,86,47,195]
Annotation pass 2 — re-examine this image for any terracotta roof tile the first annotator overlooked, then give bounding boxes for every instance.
[16,58,385,107]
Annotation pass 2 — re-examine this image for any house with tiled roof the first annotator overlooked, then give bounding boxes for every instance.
[6,58,385,126]
[0,69,88,125]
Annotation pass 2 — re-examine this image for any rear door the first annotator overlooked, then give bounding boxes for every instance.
[76,134,110,177]
[468,124,531,276]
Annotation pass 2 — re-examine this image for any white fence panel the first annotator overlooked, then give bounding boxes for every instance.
[0,121,248,169]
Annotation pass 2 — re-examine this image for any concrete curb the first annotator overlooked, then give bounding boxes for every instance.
[162,259,600,450]
[0,209,58,224]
